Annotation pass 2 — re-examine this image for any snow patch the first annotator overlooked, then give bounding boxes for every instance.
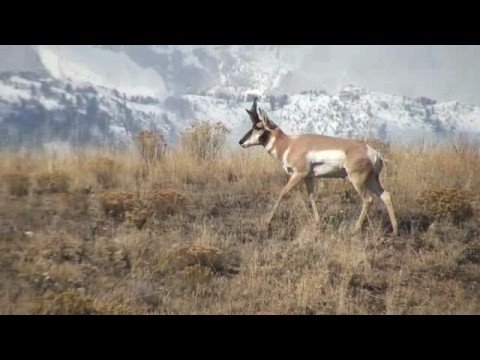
[37,45,169,100]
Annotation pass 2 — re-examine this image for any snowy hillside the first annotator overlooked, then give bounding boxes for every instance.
[183,86,480,143]
[36,46,169,100]
[1,68,480,149]
[33,45,312,98]
[0,72,180,148]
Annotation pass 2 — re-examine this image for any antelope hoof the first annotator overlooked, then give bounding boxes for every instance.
[263,215,274,230]
[264,218,272,228]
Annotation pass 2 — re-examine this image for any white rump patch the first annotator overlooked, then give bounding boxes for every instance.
[366,145,379,164]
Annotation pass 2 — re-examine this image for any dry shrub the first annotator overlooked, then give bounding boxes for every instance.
[58,192,90,215]
[34,290,96,315]
[178,264,215,285]
[457,240,480,265]
[151,239,228,279]
[34,290,143,315]
[180,121,230,161]
[176,242,223,271]
[122,189,188,228]
[3,172,30,196]
[99,190,139,221]
[94,299,146,315]
[136,130,167,164]
[35,171,71,194]
[90,156,118,188]
[125,206,152,229]
[147,189,188,219]
[32,233,84,264]
[417,187,474,224]
[125,189,188,228]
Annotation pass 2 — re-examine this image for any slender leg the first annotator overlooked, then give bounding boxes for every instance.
[349,174,373,234]
[265,171,308,225]
[305,177,320,222]
[366,175,398,236]
[380,191,398,236]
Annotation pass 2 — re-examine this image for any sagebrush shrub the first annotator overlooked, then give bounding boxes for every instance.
[99,190,140,221]
[180,121,229,161]
[176,243,223,271]
[417,187,474,224]
[34,290,96,315]
[35,171,71,194]
[146,189,188,219]
[3,172,30,196]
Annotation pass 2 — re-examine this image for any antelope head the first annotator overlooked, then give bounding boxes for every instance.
[239,98,277,148]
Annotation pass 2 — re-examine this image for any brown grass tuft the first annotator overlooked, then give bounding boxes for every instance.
[90,156,119,188]
[136,130,167,165]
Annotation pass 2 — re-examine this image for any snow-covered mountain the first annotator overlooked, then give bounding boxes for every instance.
[1,45,480,148]
[32,45,312,99]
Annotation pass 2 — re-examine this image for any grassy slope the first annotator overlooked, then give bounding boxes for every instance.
[1,139,480,314]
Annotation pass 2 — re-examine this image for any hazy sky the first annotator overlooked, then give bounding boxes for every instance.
[280,45,480,104]
[1,45,480,105]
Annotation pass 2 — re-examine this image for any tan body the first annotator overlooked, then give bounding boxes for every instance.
[239,100,398,236]
[265,130,374,178]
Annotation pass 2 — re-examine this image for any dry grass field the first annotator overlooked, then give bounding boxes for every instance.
[1,126,480,314]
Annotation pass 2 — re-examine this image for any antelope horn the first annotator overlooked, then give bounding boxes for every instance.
[245,97,260,124]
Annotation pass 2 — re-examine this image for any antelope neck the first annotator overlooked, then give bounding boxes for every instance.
[263,128,287,159]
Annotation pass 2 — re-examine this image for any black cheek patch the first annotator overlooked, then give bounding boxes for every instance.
[259,131,269,145]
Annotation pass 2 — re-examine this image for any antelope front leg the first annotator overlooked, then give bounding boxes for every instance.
[265,171,307,226]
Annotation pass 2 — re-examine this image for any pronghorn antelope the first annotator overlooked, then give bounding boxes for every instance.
[239,99,398,236]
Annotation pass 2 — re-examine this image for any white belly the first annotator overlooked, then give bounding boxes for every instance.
[306,150,346,178]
